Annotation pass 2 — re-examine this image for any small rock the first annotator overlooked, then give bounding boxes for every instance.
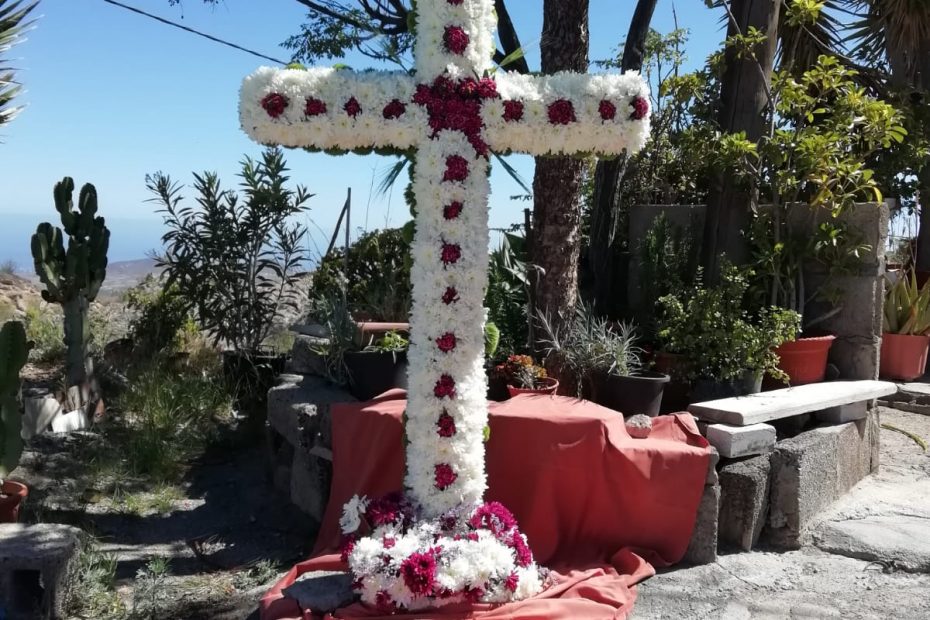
[626,414,653,439]
[283,570,357,613]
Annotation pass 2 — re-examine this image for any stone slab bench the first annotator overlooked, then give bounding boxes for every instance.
[689,380,895,458]
[0,523,80,619]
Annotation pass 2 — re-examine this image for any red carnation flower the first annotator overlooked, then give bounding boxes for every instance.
[443,26,470,55]
[344,96,362,118]
[477,78,499,99]
[304,97,327,117]
[413,84,432,105]
[434,374,456,399]
[437,411,456,438]
[444,201,463,220]
[436,332,457,352]
[468,135,489,157]
[443,155,469,182]
[442,287,459,305]
[382,536,396,549]
[434,463,458,490]
[599,99,617,120]
[464,586,484,603]
[469,501,517,537]
[457,78,478,97]
[441,242,462,265]
[631,96,649,120]
[366,492,411,527]
[401,551,439,596]
[505,571,519,592]
[260,92,289,118]
[375,591,395,613]
[503,100,524,122]
[440,514,457,530]
[547,99,576,125]
[339,535,356,562]
[382,99,406,119]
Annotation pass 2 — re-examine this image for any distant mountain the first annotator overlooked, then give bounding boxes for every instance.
[16,257,160,295]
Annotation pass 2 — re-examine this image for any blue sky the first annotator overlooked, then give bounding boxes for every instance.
[0,0,722,267]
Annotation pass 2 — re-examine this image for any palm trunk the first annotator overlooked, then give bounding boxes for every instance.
[532,0,589,342]
[700,0,780,281]
[588,0,659,316]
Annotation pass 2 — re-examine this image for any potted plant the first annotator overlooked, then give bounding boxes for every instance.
[149,148,310,412]
[657,267,800,402]
[1,320,32,522]
[880,271,930,381]
[718,56,905,385]
[492,355,558,397]
[344,330,409,401]
[537,304,669,415]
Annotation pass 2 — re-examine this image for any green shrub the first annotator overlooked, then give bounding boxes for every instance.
[125,275,196,357]
[0,260,16,275]
[24,302,65,362]
[485,233,529,356]
[66,535,124,619]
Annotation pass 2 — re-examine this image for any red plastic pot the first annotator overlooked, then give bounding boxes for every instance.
[507,377,560,398]
[880,333,930,381]
[0,481,28,523]
[774,335,836,386]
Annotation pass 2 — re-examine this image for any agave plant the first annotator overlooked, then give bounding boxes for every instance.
[0,0,38,131]
[883,271,930,335]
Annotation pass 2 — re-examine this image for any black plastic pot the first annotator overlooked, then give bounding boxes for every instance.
[343,350,408,401]
[591,371,671,417]
[690,371,762,403]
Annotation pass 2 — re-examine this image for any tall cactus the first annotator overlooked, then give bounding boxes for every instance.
[31,178,109,390]
[0,321,31,476]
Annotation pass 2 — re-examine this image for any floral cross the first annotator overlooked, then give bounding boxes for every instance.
[241,0,650,521]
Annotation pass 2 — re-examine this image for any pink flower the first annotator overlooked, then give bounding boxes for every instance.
[339,534,356,562]
[443,26,470,55]
[510,531,533,567]
[631,96,649,120]
[382,99,406,119]
[503,100,524,122]
[366,492,411,527]
[443,155,469,182]
[435,463,458,490]
[260,93,288,118]
[442,286,459,305]
[382,536,396,549]
[505,571,519,592]
[436,332,457,352]
[469,502,517,537]
[547,99,576,125]
[343,96,362,118]
[444,201,463,220]
[437,411,456,438]
[375,590,395,613]
[400,551,438,596]
[434,374,456,399]
[477,78,499,99]
[441,242,462,265]
[599,99,617,120]
[304,97,327,117]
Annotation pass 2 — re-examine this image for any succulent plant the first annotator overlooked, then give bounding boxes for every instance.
[883,271,930,336]
[1,320,32,476]
[31,177,110,389]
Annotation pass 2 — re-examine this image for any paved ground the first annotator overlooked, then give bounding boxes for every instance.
[636,407,930,619]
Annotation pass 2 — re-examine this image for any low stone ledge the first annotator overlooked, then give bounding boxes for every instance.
[267,376,355,449]
[683,482,720,565]
[704,422,776,458]
[0,523,81,619]
[718,454,771,551]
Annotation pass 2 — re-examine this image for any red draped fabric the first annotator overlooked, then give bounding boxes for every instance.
[262,391,710,620]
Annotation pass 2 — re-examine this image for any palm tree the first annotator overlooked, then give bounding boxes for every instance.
[0,0,38,132]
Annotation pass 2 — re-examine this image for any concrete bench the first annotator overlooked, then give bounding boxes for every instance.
[0,523,80,619]
[689,380,896,457]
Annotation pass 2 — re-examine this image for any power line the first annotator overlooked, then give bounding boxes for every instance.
[101,0,288,65]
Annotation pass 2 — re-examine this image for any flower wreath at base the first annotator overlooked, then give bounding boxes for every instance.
[340,493,548,612]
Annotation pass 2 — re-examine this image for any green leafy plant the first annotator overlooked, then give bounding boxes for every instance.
[484,321,500,359]
[124,275,196,358]
[1,320,31,477]
[492,355,548,390]
[537,303,644,396]
[31,177,110,390]
[363,330,409,360]
[308,288,356,386]
[657,267,801,383]
[23,302,64,362]
[485,233,530,356]
[149,147,311,354]
[883,271,930,336]
[311,227,411,323]
[638,212,697,326]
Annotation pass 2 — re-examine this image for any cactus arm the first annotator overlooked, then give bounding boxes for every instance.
[0,321,31,476]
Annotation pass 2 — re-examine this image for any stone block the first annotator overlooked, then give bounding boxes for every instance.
[704,423,776,458]
[291,449,332,526]
[287,335,329,375]
[706,447,720,486]
[689,380,895,426]
[718,454,771,551]
[0,523,80,620]
[765,413,876,549]
[282,570,356,613]
[683,482,719,565]
[815,401,869,424]
[267,375,355,449]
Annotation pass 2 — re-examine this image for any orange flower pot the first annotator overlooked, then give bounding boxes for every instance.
[774,335,836,386]
[0,481,28,523]
[880,333,930,381]
[506,377,559,397]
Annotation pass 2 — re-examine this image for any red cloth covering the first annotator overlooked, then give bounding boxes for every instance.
[262,391,710,620]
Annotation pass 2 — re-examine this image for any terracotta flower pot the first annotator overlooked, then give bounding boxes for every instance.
[880,333,930,381]
[506,376,559,397]
[0,481,28,523]
[774,335,836,386]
